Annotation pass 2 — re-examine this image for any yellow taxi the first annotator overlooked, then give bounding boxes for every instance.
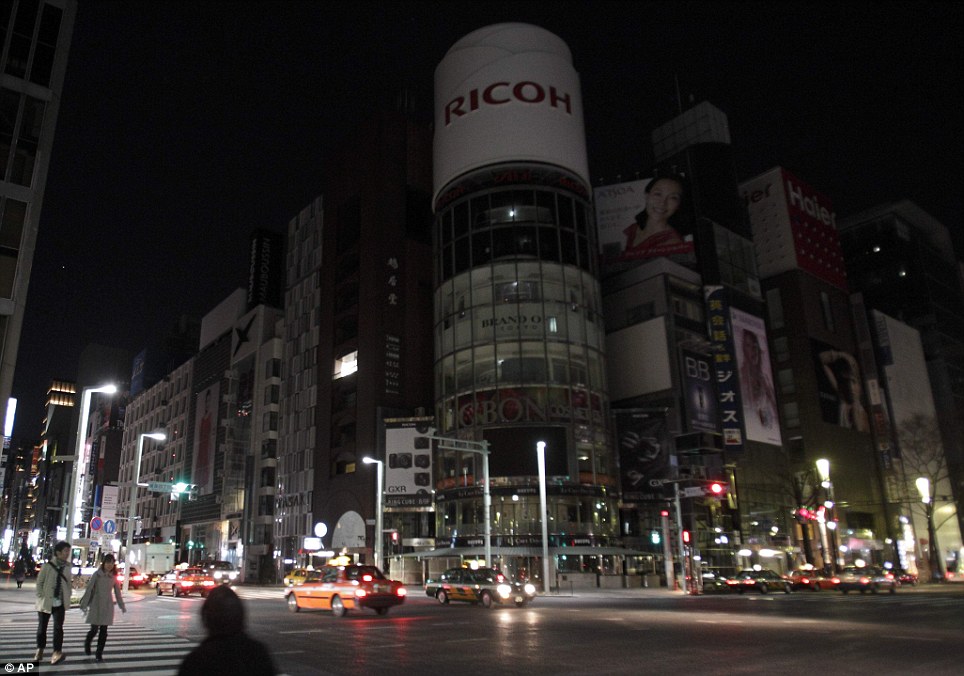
[285,562,406,617]
[283,567,312,587]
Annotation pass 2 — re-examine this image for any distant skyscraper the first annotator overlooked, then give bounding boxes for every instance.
[0,0,77,432]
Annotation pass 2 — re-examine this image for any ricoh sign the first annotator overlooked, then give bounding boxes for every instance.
[433,23,590,205]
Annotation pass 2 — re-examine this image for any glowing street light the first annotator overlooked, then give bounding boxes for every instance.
[362,457,384,571]
[122,431,166,592]
[536,441,550,593]
[64,383,117,546]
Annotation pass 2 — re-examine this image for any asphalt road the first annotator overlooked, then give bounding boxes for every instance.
[3,580,962,675]
[129,583,964,675]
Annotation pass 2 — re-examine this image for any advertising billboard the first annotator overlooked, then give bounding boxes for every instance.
[594,177,695,264]
[811,339,870,433]
[704,286,744,452]
[680,349,718,433]
[615,409,671,503]
[384,419,434,508]
[433,23,589,203]
[192,382,219,495]
[730,308,782,446]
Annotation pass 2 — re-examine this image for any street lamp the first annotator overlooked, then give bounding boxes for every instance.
[64,383,117,546]
[915,477,942,582]
[815,458,837,573]
[122,431,166,592]
[362,457,384,572]
[536,441,550,593]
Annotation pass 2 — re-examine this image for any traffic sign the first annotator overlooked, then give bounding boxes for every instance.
[103,519,117,534]
[147,481,175,492]
[90,516,103,531]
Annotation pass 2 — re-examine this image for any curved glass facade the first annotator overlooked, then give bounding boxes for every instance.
[433,166,618,549]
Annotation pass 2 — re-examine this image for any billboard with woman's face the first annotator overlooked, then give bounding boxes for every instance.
[731,308,781,446]
[594,177,695,264]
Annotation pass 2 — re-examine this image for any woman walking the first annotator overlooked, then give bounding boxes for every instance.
[79,554,126,662]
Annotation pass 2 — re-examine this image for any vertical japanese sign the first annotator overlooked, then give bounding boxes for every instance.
[385,256,402,395]
[704,286,744,452]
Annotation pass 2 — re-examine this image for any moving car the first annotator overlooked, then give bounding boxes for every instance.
[117,565,148,590]
[725,569,792,594]
[202,560,239,585]
[425,567,537,607]
[285,564,406,617]
[788,569,837,591]
[284,567,313,587]
[155,568,217,597]
[834,566,898,594]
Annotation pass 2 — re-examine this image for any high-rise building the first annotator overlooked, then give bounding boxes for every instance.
[276,110,435,572]
[838,201,964,538]
[742,167,894,569]
[0,0,77,431]
[430,24,618,584]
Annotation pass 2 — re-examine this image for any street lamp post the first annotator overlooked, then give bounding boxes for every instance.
[536,441,550,594]
[915,477,942,582]
[815,458,837,573]
[122,431,166,593]
[64,384,117,546]
[362,457,384,571]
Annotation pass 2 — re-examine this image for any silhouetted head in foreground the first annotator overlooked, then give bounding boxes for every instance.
[201,585,245,636]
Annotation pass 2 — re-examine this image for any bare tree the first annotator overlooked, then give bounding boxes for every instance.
[897,414,948,580]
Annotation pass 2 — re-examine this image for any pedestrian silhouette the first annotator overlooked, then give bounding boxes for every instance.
[178,585,276,675]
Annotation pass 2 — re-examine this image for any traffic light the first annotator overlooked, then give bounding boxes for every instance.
[706,481,728,497]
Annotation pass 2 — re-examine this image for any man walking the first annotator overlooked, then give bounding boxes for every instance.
[35,540,72,664]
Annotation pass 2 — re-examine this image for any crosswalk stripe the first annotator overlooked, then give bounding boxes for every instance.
[0,611,199,675]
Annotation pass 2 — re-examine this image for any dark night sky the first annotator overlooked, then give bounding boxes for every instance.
[10,1,962,439]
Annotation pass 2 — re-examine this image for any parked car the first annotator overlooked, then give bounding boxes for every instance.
[155,568,217,597]
[117,565,148,589]
[834,566,898,594]
[788,569,837,591]
[285,564,406,617]
[202,560,239,585]
[725,569,792,594]
[425,567,537,607]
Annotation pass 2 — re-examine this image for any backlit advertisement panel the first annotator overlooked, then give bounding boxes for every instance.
[384,419,434,508]
[594,177,695,263]
[433,23,589,203]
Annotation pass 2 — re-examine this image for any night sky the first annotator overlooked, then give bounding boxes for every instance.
[10,0,962,439]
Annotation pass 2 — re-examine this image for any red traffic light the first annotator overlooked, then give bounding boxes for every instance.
[707,481,727,496]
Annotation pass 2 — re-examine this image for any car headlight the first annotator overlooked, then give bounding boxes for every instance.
[497,584,512,598]
[524,583,536,595]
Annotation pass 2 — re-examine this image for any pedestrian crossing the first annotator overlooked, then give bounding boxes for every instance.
[0,611,199,674]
